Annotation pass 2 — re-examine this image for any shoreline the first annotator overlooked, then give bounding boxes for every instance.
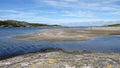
[1,47,119,60]
[0,49,119,68]
[1,27,119,68]
[0,47,95,60]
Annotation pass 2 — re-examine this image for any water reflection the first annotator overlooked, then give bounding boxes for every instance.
[0,28,120,57]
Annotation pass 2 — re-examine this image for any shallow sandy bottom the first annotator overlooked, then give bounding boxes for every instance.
[16,27,120,41]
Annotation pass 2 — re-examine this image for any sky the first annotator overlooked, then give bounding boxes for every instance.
[0,0,120,26]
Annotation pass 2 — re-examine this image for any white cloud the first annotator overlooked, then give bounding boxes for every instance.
[36,0,120,11]
[1,10,120,26]
[63,0,78,2]
[60,10,95,18]
[35,0,120,20]
[0,0,120,26]
[0,10,22,13]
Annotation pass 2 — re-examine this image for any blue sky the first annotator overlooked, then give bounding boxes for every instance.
[0,0,120,26]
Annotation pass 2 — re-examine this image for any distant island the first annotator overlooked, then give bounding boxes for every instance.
[0,20,60,27]
[105,24,120,27]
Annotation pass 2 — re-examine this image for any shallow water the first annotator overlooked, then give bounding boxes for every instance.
[0,28,120,57]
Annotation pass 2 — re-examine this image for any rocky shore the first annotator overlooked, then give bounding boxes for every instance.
[0,50,119,68]
[3,26,118,68]
[16,27,120,41]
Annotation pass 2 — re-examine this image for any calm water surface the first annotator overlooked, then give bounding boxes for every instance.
[0,28,120,57]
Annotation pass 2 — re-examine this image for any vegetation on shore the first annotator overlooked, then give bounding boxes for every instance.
[105,24,120,27]
[0,20,60,27]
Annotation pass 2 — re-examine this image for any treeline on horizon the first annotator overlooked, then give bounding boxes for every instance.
[0,20,60,27]
[105,24,120,27]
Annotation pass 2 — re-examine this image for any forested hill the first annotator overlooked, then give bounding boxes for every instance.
[105,24,120,27]
[0,20,60,27]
